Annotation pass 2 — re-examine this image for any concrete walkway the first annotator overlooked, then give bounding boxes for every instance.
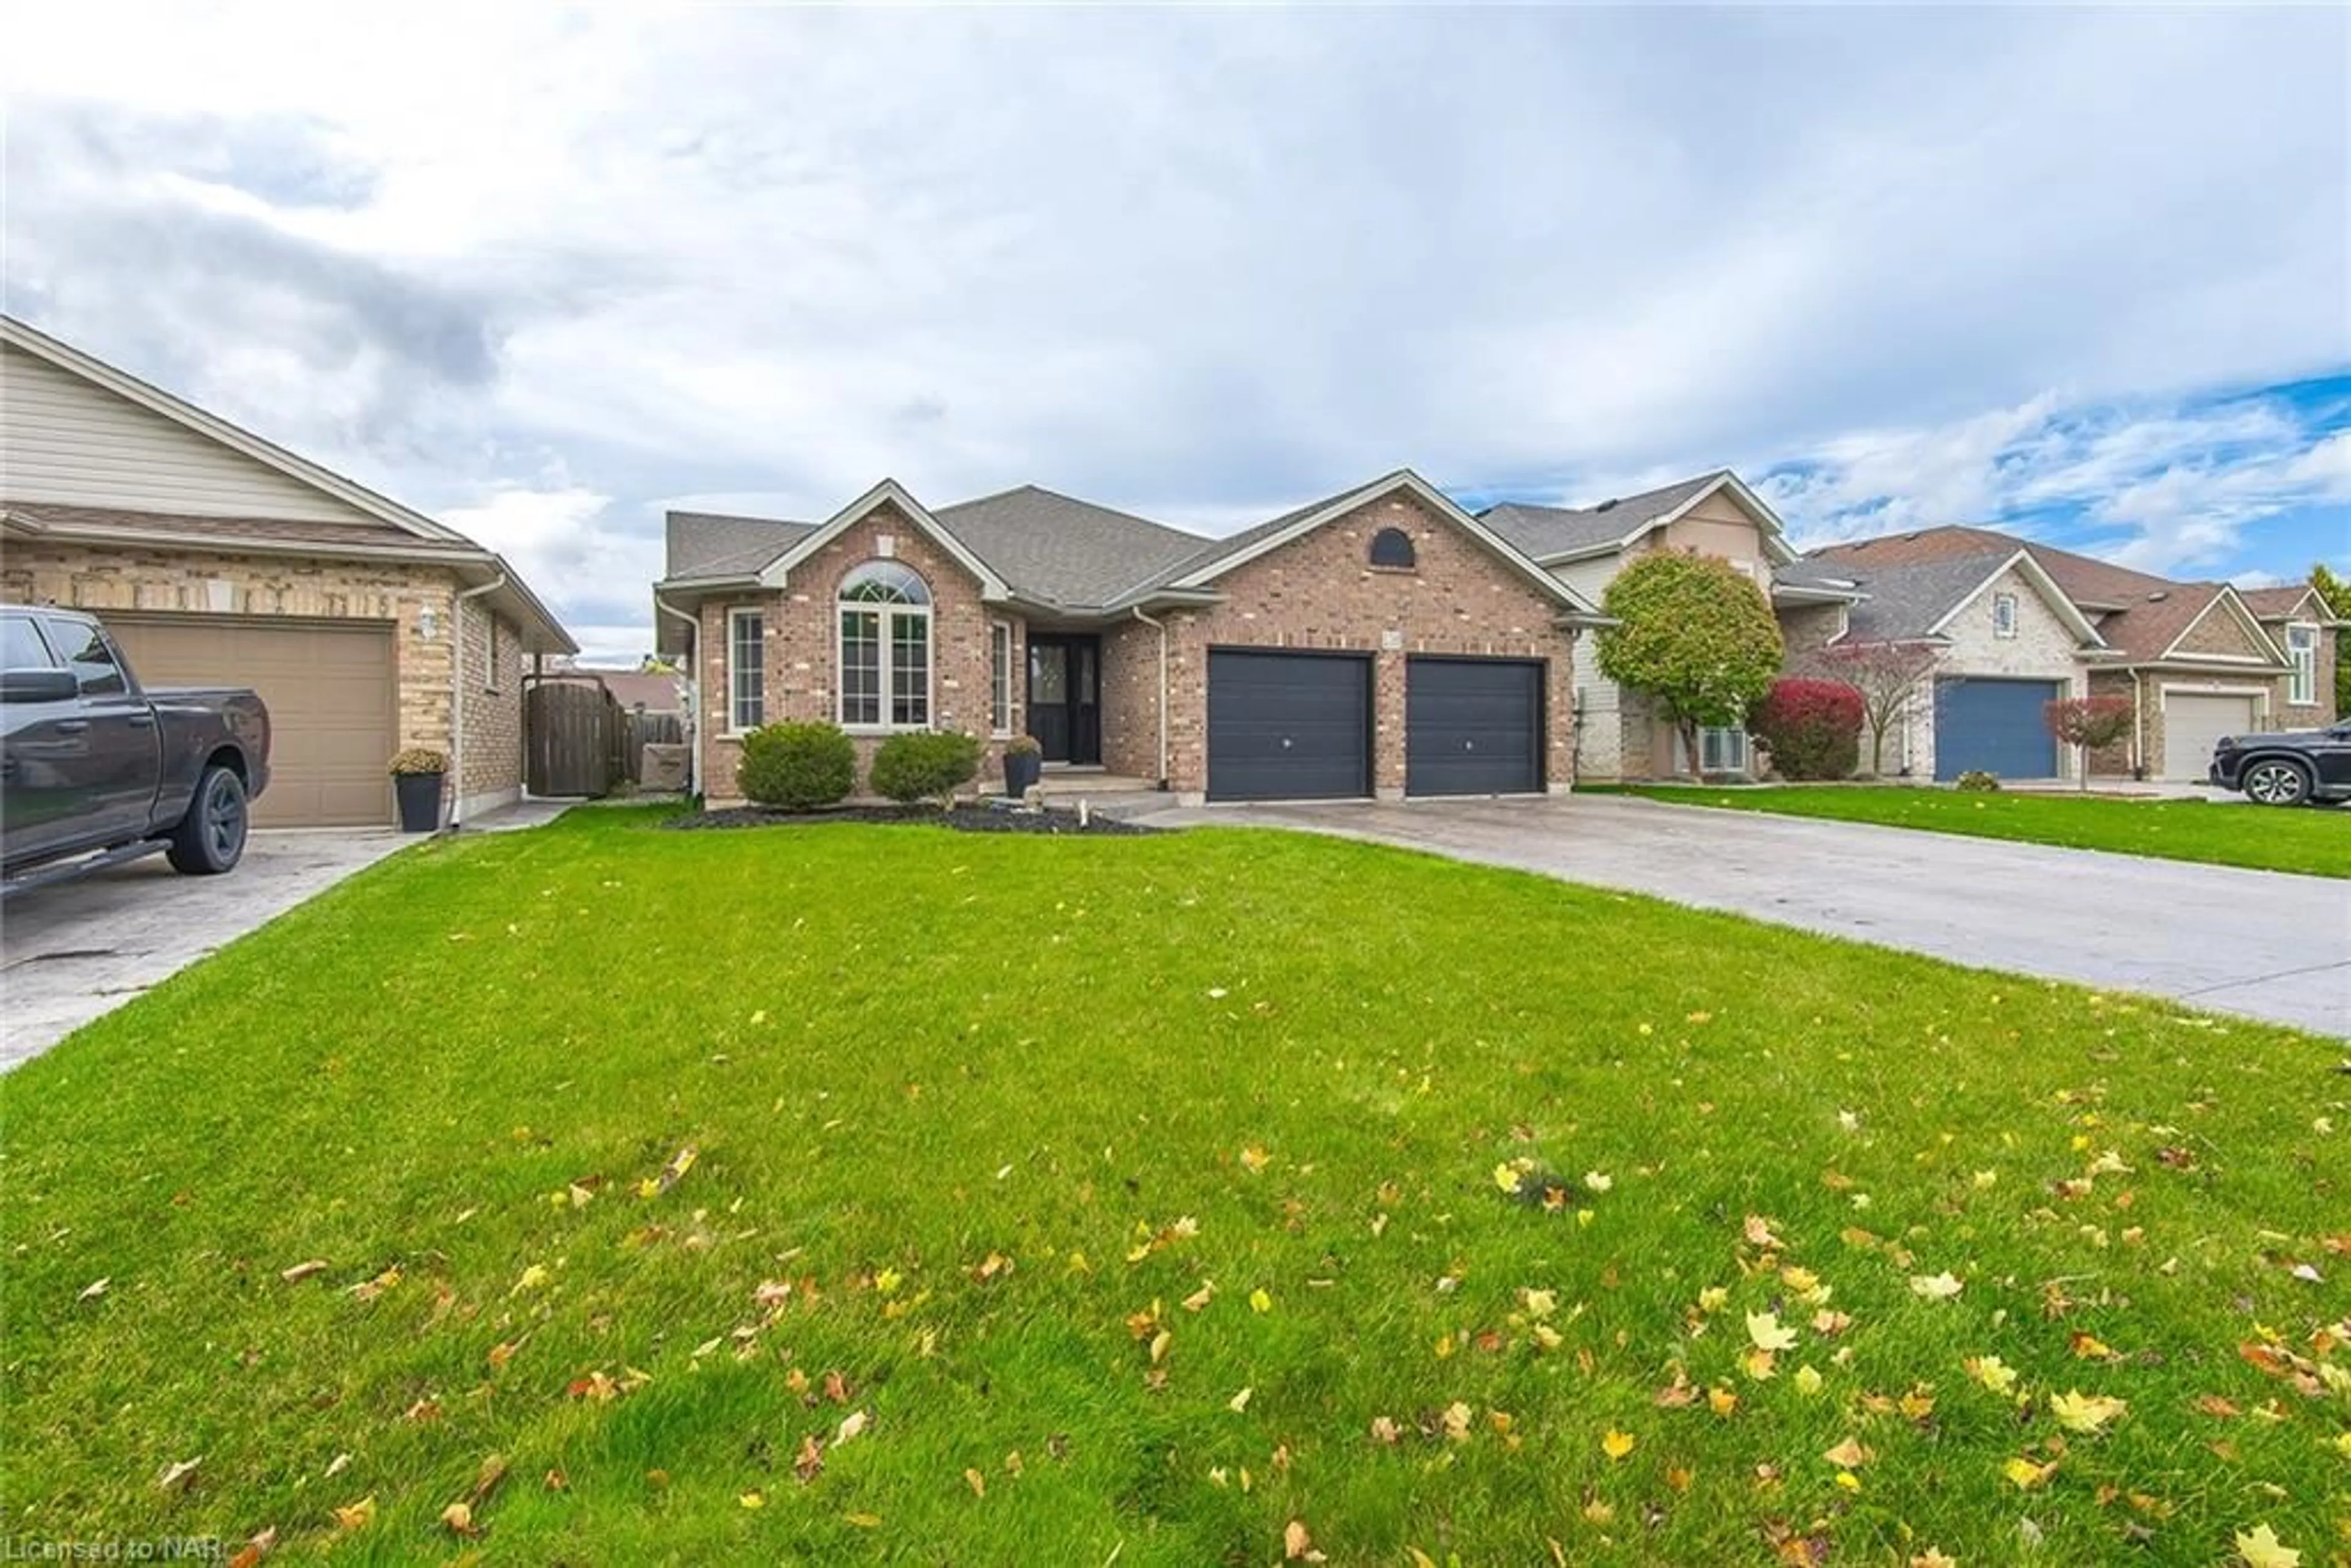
[1135,795,2350,1037]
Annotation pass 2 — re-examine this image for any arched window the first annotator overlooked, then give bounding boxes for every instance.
[838,561,932,727]
[1370,527,1416,569]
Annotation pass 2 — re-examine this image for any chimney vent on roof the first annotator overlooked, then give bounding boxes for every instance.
[1594,498,1619,512]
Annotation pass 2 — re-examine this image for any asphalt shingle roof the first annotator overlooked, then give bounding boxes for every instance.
[1804,525,2244,661]
[662,471,1588,613]
[662,511,814,582]
[1834,550,2021,641]
[1478,471,1731,560]
[933,486,1207,607]
[2240,584,2323,620]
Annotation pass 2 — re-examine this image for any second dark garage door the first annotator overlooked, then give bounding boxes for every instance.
[1406,656,1545,796]
[1205,648,1371,801]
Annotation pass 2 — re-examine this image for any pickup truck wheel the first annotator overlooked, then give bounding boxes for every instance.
[2241,759,2311,807]
[167,765,250,874]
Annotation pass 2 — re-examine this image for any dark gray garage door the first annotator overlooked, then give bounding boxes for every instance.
[1934,677,2062,781]
[1206,649,1371,802]
[1406,656,1544,797]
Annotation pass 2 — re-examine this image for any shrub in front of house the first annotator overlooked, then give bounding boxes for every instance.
[1747,678,1863,781]
[871,730,983,806]
[1954,770,2002,792]
[738,721,856,810]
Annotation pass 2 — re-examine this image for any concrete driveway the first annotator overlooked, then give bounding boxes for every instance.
[1,830,406,1069]
[1139,795,2351,1038]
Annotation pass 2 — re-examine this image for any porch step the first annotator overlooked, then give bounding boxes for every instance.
[1035,770,1160,795]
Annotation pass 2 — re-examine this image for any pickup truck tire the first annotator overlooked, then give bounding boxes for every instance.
[167,765,251,874]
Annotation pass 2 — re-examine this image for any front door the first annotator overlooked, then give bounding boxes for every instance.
[1026,635,1101,765]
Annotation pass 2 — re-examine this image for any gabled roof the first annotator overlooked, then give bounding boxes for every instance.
[1,313,574,651]
[1479,470,1796,567]
[2240,583,2327,621]
[1,313,465,545]
[1135,469,1602,615]
[1805,524,2283,666]
[1826,547,2101,647]
[660,469,1603,618]
[937,486,1205,608]
[757,479,1012,600]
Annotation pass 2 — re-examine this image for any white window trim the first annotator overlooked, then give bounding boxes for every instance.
[837,601,934,732]
[1992,591,2019,639]
[2285,621,2319,706]
[726,607,765,735]
[482,615,501,694]
[988,621,1014,738]
[1699,725,1750,775]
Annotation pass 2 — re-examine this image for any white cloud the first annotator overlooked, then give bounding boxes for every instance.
[1766,391,2350,575]
[2,4,2343,651]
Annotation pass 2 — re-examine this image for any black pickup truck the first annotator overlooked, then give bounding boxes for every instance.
[2,606,271,895]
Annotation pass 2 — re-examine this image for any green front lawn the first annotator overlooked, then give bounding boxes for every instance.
[3,810,2342,1564]
[1595,784,2351,878]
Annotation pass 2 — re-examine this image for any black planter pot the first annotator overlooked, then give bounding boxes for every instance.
[1002,750,1041,800]
[394,771,445,833]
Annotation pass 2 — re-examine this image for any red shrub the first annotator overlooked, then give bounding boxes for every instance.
[1749,678,1864,781]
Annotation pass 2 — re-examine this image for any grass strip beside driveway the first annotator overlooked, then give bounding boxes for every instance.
[2,808,2341,1563]
[1595,783,2350,877]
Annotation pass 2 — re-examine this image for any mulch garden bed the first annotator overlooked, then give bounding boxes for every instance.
[666,804,1164,836]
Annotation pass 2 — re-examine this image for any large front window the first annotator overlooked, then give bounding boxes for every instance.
[839,561,931,728]
[2287,622,2318,706]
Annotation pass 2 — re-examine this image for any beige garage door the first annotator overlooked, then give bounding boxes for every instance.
[2162,692,2261,782]
[105,614,399,827]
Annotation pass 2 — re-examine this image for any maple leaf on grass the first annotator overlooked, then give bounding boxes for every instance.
[1747,1311,1798,1352]
[2233,1523,2300,1568]
[2048,1389,2126,1435]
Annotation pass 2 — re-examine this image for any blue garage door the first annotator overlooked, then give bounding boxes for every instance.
[1934,677,2061,781]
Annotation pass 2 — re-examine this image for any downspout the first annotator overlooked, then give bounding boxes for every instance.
[654,592,703,800]
[449,574,506,828]
[1130,606,1170,789]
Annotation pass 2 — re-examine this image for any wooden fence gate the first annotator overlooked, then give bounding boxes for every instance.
[525,677,625,798]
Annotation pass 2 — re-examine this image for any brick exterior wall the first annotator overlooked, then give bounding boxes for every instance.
[2082,613,2335,780]
[1153,492,1576,798]
[457,598,526,811]
[1893,563,2087,782]
[1,538,522,813]
[1098,617,1162,781]
[2170,599,2266,659]
[699,502,1013,803]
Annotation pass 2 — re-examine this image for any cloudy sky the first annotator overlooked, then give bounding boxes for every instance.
[6,4,2345,660]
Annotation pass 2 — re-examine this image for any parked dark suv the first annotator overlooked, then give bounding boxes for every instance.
[2210,719,2351,806]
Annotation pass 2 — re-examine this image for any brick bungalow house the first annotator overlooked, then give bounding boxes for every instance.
[0,314,575,826]
[1802,528,2338,782]
[653,471,1606,805]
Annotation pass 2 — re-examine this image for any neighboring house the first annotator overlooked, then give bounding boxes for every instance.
[653,471,1606,805]
[1479,471,1861,781]
[1805,527,2340,782]
[546,661,687,716]
[0,315,575,826]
